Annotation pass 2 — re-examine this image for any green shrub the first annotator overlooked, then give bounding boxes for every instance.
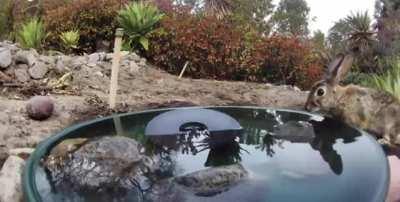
[342,71,372,85]
[17,18,46,49]
[365,59,400,100]
[60,30,80,53]
[43,0,129,53]
[118,2,164,51]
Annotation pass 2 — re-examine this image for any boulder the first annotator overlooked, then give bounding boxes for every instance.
[28,62,49,79]
[26,96,54,120]
[15,50,37,67]
[38,55,56,65]
[55,56,71,74]
[87,53,101,67]
[70,56,87,70]
[0,47,12,68]
[14,64,30,83]
[44,136,153,190]
[0,156,25,202]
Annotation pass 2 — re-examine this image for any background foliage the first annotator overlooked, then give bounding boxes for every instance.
[43,0,129,53]
[148,11,323,89]
[2,0,400,92]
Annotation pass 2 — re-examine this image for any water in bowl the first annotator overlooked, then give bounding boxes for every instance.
[35,107,388,202]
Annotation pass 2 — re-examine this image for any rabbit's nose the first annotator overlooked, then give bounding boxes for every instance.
[304,104,310,111]
[305,101,318,112]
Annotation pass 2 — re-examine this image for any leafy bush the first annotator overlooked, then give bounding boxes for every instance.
[245,35,323,87]
[43,0,129,53]
[60,30,80,53]
[342,71,371,85]
[148,13,323,88]
[148,14,251,80]
[17,18,46,49]
[118,2,164,51]
[365,59,400,100]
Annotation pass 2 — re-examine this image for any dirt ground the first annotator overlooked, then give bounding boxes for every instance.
[0,64,308,166]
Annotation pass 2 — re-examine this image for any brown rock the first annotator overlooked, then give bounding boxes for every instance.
[26,96,54,120]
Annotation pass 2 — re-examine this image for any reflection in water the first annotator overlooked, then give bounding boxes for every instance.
[256,116,362,175]
[148,128,245,168]
[146,109,362,176]
[145,109,363,176]
[309,118,361,175]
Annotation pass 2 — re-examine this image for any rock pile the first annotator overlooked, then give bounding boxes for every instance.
[0,41,146,84]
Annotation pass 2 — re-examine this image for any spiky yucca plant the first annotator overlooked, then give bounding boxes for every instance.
[345,11,375,53]
[118,2,164,51]
[60,30,80,53]
[17,18,46,49]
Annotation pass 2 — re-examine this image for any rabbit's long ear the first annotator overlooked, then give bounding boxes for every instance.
[325,54,354,85]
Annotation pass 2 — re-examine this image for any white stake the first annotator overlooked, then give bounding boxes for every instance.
[179,61,190,79]
[109,28,124,109]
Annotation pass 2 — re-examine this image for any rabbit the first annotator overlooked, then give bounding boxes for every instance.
[304,53,400,149]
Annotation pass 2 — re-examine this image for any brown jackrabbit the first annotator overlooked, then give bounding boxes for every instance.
[305,53,400,149]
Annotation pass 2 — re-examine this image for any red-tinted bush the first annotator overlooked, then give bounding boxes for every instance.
[147,12,323,89]
[244,35,324,88]
[43,0,129,53]
[148,14,250,80]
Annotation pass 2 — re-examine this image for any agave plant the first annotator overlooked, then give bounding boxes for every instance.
[60,30,80,53]
[118,2,164,51]
[17,18,46,49]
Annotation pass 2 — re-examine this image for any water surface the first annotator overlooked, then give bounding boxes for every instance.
[36,107,388,202]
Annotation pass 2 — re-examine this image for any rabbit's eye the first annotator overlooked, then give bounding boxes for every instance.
[316,87,326,97]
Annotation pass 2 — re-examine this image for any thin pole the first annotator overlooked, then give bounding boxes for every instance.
[179,61,190,79]
[109,28,124,109]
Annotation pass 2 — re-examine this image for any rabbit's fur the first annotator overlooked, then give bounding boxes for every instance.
[305,53,400,148]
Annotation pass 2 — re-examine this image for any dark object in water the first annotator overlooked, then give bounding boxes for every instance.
[175,164,248,197]
[44,136,153,191]
[145,108,243,136]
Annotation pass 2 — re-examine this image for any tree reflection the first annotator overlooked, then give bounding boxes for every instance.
[255,116,362,175]
[148,126,246,168]
[257,133,282,157]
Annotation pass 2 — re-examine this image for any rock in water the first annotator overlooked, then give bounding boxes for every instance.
[0,48,12,68]
[0,156,25,202]
[45,136,153,191]
[174,164,249,196]
[26,96,54,120]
